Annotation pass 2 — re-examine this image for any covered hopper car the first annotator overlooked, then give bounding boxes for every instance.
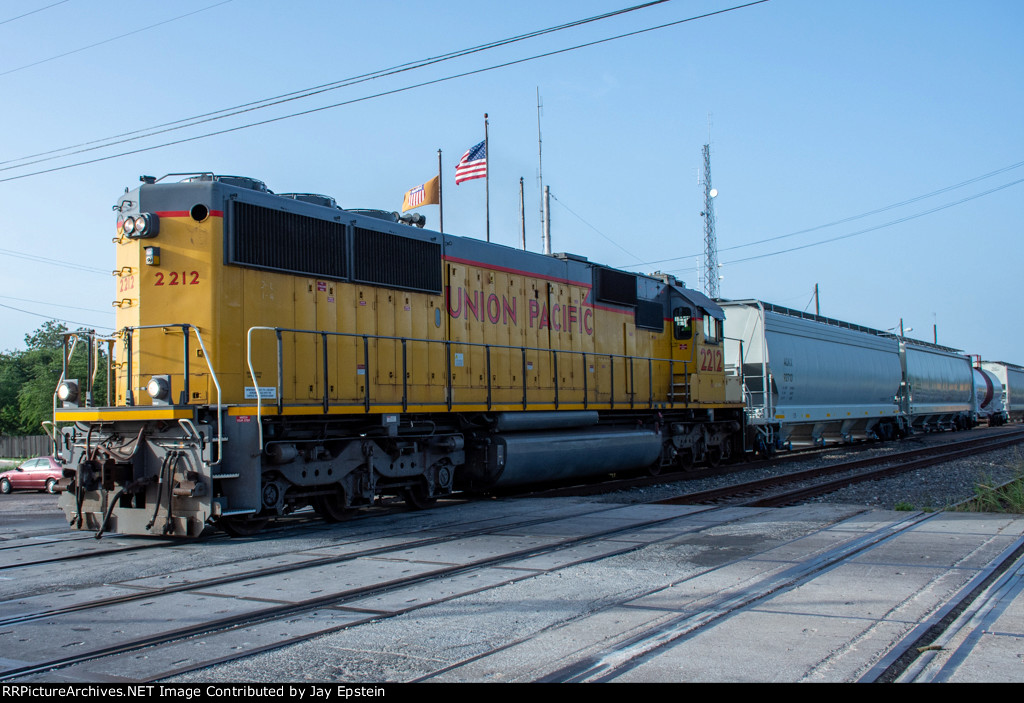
[53,173,744,537]
[721,300,976,454]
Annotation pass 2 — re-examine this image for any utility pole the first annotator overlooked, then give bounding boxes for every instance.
[542,185,552,255]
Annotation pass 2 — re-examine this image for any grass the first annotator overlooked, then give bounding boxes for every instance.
[957,476,1024,513]
[894,500,936,513]
[955,453,1024,514]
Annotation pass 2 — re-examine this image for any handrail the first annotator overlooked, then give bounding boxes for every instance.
[53,334,80,420]
[111,324,223,467]
[247,326,276,450]
[52,332,119,443]
[40,421,59,458]
[247,325,696,451]
[188,327,223,467]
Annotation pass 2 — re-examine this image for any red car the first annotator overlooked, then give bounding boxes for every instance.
[0,456,63,494]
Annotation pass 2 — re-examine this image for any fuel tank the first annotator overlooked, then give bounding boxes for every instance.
[472,427,662,488]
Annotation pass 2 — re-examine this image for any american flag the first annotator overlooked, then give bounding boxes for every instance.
[408,184,425,208]
[455,140,487,185]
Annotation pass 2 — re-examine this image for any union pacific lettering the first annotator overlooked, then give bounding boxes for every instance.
[446,286,594,335]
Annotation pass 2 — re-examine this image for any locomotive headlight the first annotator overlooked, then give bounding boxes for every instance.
[124,212,159,239]
[146,376,170,401]
[57,380,79,404]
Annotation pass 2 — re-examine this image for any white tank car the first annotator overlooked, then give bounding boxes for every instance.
[980,361,1024,422]
[972,366,1008,425]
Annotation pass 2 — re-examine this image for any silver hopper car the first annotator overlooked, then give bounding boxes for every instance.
[721,300,974,454]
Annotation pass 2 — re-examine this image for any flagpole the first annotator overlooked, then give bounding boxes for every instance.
[484,113,490,243]
[437,148,444,234]
[519,177,525,250]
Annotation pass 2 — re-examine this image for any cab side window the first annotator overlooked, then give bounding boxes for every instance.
[673,307,693,340]
[703,314,721,343]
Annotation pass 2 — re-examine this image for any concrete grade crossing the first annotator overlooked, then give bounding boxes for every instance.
[3,496,1023,682]
[171,501,1024,683]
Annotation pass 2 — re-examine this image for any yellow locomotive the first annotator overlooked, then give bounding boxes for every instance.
[54,173,743,536]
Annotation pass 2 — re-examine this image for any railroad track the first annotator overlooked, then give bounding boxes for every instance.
[3,473,1020,682]
[3,427,1021,682]
[0,498,428,572]
[0,500,725,681]
[656,429,1024,508]
[513,424,1024,501]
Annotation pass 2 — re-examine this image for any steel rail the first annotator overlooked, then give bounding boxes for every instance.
[656,429,1024,507]
[0,502,721,681]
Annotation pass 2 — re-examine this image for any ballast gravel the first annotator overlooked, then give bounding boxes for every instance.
[589,427,1024,511]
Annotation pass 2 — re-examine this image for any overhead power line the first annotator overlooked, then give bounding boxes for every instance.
[0,0,675,170]
[0,246,109,275]
[0,1,233,78]
[0,294,113,316]
[655,175,1024,277]
[720,177,1024,266]
[627,158,1024,270]
[0,302,111,331]
[550,193,643,262]
[0,0,71,27]
[0,0,771,183]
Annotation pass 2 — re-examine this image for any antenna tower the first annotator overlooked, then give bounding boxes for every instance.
[700,143,719,298]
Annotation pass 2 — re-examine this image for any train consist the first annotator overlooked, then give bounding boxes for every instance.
[51,173,1017,538]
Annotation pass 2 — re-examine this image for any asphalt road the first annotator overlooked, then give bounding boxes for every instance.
[0,492,68,533]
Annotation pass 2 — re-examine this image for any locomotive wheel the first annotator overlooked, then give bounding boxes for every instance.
[313,487,352,522]
[403,483,437,510]
[676,449,694,472]
[219,516,269,537]
[721,439,734,464]
[706,446,722,469]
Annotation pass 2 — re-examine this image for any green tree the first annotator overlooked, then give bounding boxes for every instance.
[0,321,109,435]
[0,351,27,435]
[23,320,69,350]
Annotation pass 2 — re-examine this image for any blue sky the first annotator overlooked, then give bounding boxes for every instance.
[0,0,1021,362]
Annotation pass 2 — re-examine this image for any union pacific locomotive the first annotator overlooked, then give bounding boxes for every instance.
[53,173,743,537]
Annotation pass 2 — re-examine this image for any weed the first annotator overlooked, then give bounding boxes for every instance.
[956,453,1024,514]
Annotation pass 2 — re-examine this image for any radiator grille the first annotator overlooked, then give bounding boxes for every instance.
[352,227,442,293]
[595,267,637,307]
[635,300,665,331]
[227,201,347,279]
